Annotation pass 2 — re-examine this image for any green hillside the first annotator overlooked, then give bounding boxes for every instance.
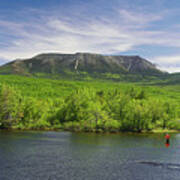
[0,75,179,132]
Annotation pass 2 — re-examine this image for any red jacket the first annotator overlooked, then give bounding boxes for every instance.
[165,134,170,139]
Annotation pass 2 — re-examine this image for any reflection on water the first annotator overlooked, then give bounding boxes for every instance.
[0,131,180,180]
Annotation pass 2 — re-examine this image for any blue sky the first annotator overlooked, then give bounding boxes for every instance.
[0,0,180,72]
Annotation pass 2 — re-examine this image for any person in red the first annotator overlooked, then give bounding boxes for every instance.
[165,133,170,147]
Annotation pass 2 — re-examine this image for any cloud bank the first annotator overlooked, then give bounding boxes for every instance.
[153,55,180,73]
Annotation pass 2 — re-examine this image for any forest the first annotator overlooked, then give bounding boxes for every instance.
[0,75,179,132]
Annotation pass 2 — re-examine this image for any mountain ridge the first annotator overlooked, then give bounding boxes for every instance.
[0,52,166,81]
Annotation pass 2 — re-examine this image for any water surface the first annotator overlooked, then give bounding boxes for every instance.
[0,131,180,180]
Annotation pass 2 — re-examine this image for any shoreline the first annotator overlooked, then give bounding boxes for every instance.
[0,128,179,134]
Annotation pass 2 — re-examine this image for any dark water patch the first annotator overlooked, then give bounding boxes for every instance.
[136,160,180,170]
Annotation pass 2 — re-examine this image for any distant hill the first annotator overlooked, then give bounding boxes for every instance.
[155,72,180,85]
[0,53,166,81]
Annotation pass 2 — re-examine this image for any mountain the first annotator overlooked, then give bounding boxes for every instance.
[0,53,165,80]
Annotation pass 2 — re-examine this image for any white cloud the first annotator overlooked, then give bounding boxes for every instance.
[0,14,137,59]
[153,55,180,65]
[158,66,180,73]
[0,7,180,72]
[119,9,163,27]
[153,55,180,73]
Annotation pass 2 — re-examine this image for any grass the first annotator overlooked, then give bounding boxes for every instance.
[0,74,179,102]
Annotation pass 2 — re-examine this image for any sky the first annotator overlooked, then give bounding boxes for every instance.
[0,0,180,73]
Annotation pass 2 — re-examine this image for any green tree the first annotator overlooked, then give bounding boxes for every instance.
[0,85,23,128]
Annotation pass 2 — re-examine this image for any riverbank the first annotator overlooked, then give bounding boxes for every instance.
[0,127,179,134]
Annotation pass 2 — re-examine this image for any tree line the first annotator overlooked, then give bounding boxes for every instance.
[0,84,179,132]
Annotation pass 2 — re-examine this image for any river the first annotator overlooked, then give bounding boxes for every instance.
[0,131,180,180]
